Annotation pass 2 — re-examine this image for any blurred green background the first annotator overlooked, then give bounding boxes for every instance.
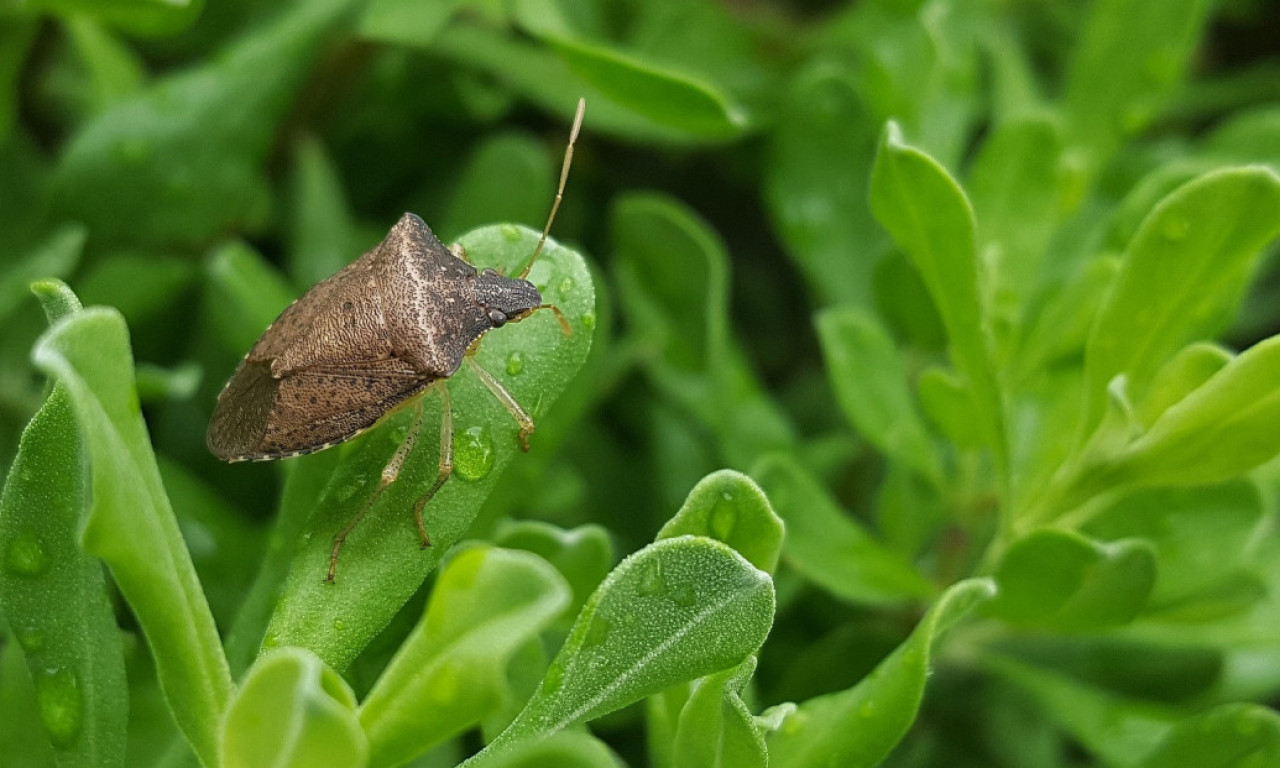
[5,0,1280,766]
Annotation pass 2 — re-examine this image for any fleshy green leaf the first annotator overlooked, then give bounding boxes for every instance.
[672,657,766,768]
[288,136,360,289]
[358,0,460,48]
[916,365,980,449]
[0,224,86,327]
[63,17,145,116]
[358,545,571,767]
[1134,342,1233,428]
[767,578,996,768]
[53,0,359,248]
[470,731,618,768]
[438,132,554,241]
[1082,167,1280,434]
[492,520,614,629]
[32,306,232,767]
[222,648,366,768]
[816,306,941,483]
[989,528,1156,630]
[25,0,204,37]
[203,240,296,358]
[0,292,126,766]
[752,453,935,605]
[263,225,595,671]
[474,536,775,760]
[656,469,784,574]
[870,122,1006,471]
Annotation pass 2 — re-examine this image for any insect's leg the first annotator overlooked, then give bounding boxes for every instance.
[412,382,454,549]
[465,356,534,451]
[327,396,425,583]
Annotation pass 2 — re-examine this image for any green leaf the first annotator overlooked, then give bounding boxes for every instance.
[1138,703,1280,767]
[966,114,1063,319]
[1135,342,1233,429]
[63,17,145,116]
[989,528,1156,630]
[0,224,86,327]
[1084,483,1267,621]
[752,453,935,606]
[222,648,366,768]
[0,638,56,767]
[612,192,794,467]
[470,731,618,768]
[985,654,1175,766]
[358,0,460,48]
[0,381,126,764]
[288,136,360,289]
[25,0,204,37]
[203,241,296,357]
[513,0,749,140]
[870,122,1006,471]
[1083,167,1280,434]
[32,306,232,767]
[672,657,766,768]
[767,578,996,768]
[1064,0,1215,163]
[1105,334,1280,488]
[263,225,595,671]
[916,365,980,450]
[764,65,884,307]
[656,469,784,574]
[358,545,571,767]
[492,520,614,630]
[438,132,555,242]
[475,536,775,760]
[816,306,941,483]
[0,17,37,145]
[53,0,359,248]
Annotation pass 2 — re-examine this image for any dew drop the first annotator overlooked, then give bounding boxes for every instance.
[506,351,524,376]
[15,625,45,653]
[558,277,574,297]
[542,663,565,694]
[262,632,280,649]
[332,619,346,632]
[580,312,596,330]
[454,426,495,482]
[35,667,82,748]
[6,530,51,576]
[500,224,522,242]
[638,558,666,597]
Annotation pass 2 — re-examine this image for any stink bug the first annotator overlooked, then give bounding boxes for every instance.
[207,99,585,582]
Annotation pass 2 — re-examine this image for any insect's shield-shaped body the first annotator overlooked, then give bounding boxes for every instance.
[206,213,543,461]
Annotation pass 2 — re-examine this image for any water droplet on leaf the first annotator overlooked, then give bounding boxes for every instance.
[500,224,522,242]
[35,667,82,748]
[581,312,596,330]
[15,625,45,653]
[669,583,697,608]
[638,559,666,596]
[6,530,51,575]
[584,617,611,648]
[558,277,574,297]
[506,352,524,376]
[710,501,737,541]
[455,426,495,481]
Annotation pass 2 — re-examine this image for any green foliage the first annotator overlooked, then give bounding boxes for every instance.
[4,1,1280,766]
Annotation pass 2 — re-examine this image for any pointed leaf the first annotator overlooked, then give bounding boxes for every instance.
[657,470,784,574]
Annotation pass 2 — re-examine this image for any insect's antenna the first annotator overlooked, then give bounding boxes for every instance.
[518,97,585,281]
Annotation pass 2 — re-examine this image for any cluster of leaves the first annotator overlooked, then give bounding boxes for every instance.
[3,0,1280,766]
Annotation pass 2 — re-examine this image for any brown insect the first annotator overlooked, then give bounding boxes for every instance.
[207,99,585,582]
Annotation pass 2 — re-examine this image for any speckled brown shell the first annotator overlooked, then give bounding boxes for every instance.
[207,213,494,461]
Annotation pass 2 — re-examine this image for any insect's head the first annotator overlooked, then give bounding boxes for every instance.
[474,268,572,335]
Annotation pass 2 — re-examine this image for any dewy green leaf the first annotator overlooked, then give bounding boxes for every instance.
[358,546,571,768]
[752,453,935,606]
[816,306,942,483]
[52,0,359,248]
[989,528,1155,631]
[765,65,885,307]
[673,657,766,768]
[222,648,367,768]
[1137,703,1280,767]
[1083,167,1280,435]
[264,226,594,672]
[657,469,784,574]
[767,578,996,768]
[31,307,232,767]
[474,536,775,760]
[870,122,1006,472]
[0,317,126,766]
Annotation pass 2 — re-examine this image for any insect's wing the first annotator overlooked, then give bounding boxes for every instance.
[207,357,430,461]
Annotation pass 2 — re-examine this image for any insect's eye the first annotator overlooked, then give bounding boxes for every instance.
[487,308,508,327]
[481,267,498,277]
